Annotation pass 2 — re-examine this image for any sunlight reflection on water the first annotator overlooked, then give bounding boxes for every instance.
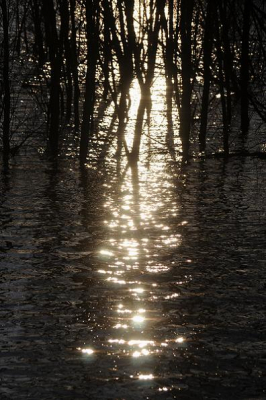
[1,80,265,400]
[1,51,265,399]
[85,74,188,391]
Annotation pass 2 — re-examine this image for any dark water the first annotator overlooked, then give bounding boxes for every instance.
[1,146,266,399]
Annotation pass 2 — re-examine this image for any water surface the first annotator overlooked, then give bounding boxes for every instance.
[1,146,266,399]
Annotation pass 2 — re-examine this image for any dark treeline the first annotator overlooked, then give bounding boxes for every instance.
[1,0,266,166]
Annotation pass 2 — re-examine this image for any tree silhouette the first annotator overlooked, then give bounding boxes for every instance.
[1,0,266,166]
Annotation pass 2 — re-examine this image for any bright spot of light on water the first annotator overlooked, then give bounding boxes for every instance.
[108,339,126,344]
[100,249,114,256]
[138,374,154,380]
[98,269,107,274]
[165,293,179,299]
[161,235,181,247]
[146,264,169,273]
[130,288,144,294]
[127,220,135,229]
[121,239,138,248]
[123,194,132,201]
[132,315,145,323]
[176,337,184,343]
[113,324,128,329]
[128,248,138,256]
[132,349,150,358]
[128,340,154,348]
[133,351,142,358]
[77,348,94,355]
[108,221,118,228]
[117,308,132,314]
[142,349,150,356]
[106,277,126,284]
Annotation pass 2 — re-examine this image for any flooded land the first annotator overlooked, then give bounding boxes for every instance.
[1,1,266,399]
[1,123,266,399]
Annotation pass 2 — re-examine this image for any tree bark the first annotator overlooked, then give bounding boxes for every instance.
[42,0,62,157]
[130,0,165,162]
[240,0,252,135]
[59,0,72,122]
[199,0,215,153]
[80,0,99,164]
[31,0,45,66]
[69,0,80,131]
[179,0,194,160]
[1,0,10,165]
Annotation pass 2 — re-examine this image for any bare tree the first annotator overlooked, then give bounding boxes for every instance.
[80,0,100,164]
[179,0,194,160]
[1,0,10,165]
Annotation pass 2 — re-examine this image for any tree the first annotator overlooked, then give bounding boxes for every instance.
[42,0,62,157]
[199,0,215,153]
[80,0,100,164]
[179,0,194,160]
[1,0,11,166]
[130,0,166,162]
[240,0,252,135]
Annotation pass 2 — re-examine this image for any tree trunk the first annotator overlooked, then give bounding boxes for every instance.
[199,0,215,153]
[42,0,62,158]
[59,0,72,122]
[80,0,99,164]
[117,0,134,158]
[240,0,252,135]
[179,0,194,160]
[32,0,45,66]
[1,0,10,165]
[215,11,229,155]
[161,0,175,152]
[219,0,234,127]
[69,0,80,131]
[131,86,151,162]
[130,0,164,162]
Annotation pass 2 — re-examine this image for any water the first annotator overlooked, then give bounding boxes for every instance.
[1,74,266,399]
[1,146,266,399]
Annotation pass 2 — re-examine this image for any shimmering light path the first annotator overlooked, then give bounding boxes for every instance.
[1,76,266,399]
[81,159,188,393]
[71,77,194,397]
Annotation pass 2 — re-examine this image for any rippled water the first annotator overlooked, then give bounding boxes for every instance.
[1,149,266,400]
[1,79,266,399]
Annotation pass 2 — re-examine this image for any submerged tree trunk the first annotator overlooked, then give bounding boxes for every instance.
[117,1,134,159]
[161,0,175,154]
[69,0,80,131]
[131,86,152,162]
[42,0,62,158]
[32,0,45,66]
[59,0,72,122]
[1,0,10,165]
[219,0,234,130]
[240,0,252,135]
[215,11,229,156]
[199,0,215,153]
[80,0,99,165]
[130,0,165,162]
[179,0,194,160]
